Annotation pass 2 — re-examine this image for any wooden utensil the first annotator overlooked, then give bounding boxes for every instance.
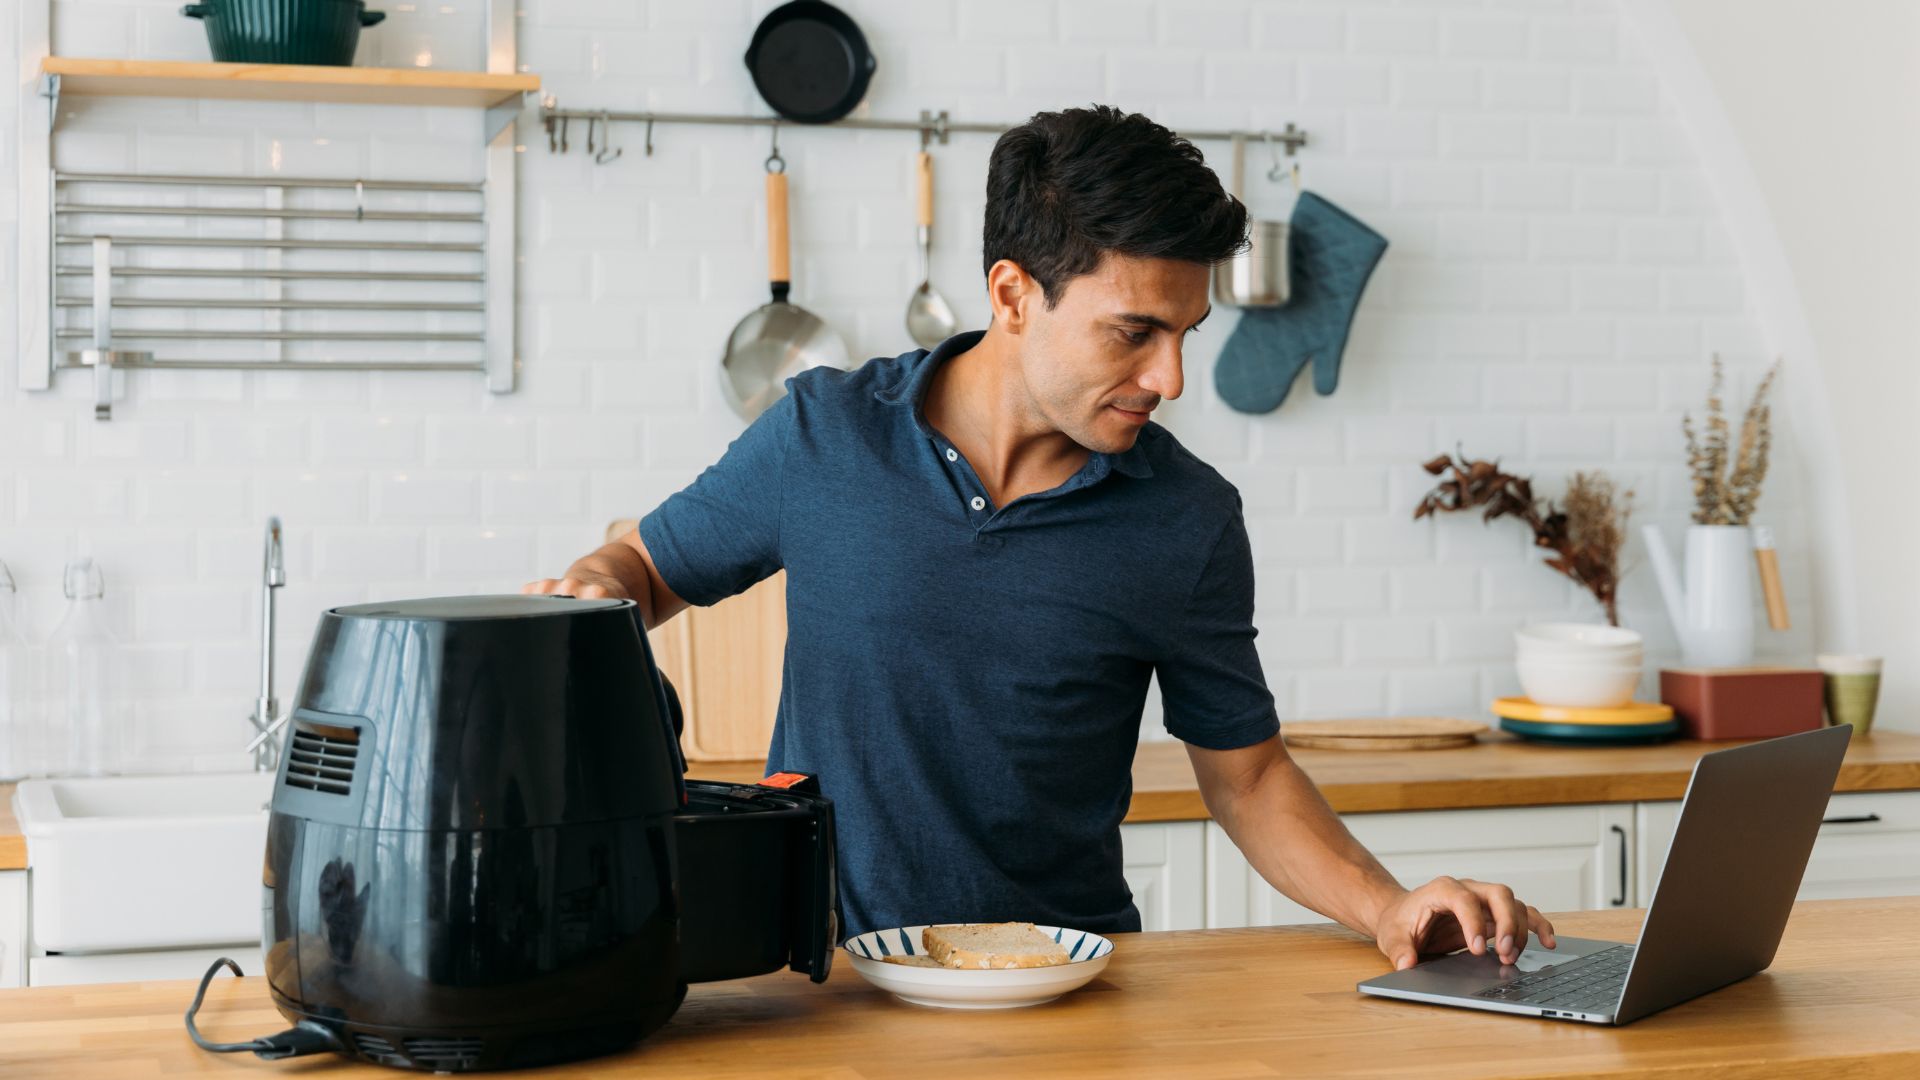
[1281,717,1487,752]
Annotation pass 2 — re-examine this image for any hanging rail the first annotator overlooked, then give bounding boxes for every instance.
[537,100,1307,158]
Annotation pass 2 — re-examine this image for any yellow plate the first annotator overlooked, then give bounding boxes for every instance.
[1491,696,1675,725]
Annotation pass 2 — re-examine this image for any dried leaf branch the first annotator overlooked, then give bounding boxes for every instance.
[1414,451,1634,625]
[1684,356,1779,525]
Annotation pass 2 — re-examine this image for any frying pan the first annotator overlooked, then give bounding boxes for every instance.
[720,158,850,421]
[744,0,877,124]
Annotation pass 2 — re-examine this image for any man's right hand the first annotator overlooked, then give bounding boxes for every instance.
[520,570,629,600]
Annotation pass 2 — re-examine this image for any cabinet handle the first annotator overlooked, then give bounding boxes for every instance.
[1820,813,1883,825]
[1610,824,1627,907]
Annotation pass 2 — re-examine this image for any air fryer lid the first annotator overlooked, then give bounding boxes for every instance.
[285,594,682,831]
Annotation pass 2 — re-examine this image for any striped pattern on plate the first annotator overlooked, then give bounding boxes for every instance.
[847,924,1113,965]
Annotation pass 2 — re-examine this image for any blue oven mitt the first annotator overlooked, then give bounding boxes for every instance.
[1214,191,1388,414]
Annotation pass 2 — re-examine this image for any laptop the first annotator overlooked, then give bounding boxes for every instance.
[1357,724,1852,1025]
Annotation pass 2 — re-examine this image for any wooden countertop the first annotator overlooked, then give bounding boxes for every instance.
[693,729,1920,822]
[2,898,1915,1078]
[2,733,1916,872]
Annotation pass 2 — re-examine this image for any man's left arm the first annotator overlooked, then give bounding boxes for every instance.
[1186,735,1557,969]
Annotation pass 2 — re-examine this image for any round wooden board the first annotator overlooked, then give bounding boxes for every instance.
[1281,717,1489,752]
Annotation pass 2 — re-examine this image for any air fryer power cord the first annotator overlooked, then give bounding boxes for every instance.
[185,958,345,1060]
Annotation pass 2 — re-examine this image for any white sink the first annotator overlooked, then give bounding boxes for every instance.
[12,773,273,952]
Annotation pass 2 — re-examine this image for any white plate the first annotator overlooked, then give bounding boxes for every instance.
[844,924,1114,1009]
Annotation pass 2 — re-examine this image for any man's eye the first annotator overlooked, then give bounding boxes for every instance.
[1120,329,1150,345]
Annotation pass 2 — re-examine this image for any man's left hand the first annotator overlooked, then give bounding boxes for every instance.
[1371,877,1558,970]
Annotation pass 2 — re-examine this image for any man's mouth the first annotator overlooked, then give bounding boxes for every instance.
[1108,402,1155,424]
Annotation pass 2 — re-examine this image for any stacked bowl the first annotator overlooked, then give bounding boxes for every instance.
[1498,623,1677,743]
[1514,623,1643,708]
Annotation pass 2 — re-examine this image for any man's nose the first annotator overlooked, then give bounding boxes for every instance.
[1137,341,1185,401]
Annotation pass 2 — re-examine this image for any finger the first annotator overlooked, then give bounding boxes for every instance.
[521,579,559,595]
[1466,881,1527,963]
[1525,905,1558,950]
[1434,881,1491,956]
[572,581,611,598]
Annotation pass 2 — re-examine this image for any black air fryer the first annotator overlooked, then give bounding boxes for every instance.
[193,596,836,1072]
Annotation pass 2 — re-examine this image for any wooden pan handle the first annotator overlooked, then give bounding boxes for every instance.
[917,151,933,229]
[767,170,790,294]
[1756,547,1791,630]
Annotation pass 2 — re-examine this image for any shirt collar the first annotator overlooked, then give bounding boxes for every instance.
[875,330,1155,480]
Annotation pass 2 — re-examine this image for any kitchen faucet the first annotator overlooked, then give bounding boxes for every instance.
[245,516,286,772]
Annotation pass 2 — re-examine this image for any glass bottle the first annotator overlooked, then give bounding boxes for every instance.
[0,560,32,780]
[47,557,122,777]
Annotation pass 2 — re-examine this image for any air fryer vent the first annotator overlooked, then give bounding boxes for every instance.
[353,1033,405,1066]
[284,722,359,796]
[404,1036,484,1070]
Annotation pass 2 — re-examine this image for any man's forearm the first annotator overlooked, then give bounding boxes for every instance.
[1200,743,1405,936]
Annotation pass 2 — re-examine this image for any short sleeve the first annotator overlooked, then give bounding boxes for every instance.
[1156,507,1280,750]
[638,393,792,607]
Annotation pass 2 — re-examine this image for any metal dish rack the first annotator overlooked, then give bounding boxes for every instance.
[52,172,498,418]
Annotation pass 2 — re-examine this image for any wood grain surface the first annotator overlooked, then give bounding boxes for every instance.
[689,731,1920,822]
[2,898,1915,1079]
[40,58,539,109]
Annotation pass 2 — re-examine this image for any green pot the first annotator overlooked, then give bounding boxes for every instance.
[181,0,386,67]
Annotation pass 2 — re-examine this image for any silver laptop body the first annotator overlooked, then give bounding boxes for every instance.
[1356,724,1852,1025]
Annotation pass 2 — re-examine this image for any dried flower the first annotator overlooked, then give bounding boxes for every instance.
[1684,356,1779,525]
[1414,450,1635,625]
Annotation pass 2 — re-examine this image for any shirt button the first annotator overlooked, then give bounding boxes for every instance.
[969,496,985,511]
[945,448,958,462]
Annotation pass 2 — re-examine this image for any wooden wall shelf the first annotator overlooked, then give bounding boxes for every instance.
[40,57,538,109]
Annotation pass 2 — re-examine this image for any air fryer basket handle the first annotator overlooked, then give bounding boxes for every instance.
[795,797,839,982]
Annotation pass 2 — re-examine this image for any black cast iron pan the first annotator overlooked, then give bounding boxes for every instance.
[744,0,877,124]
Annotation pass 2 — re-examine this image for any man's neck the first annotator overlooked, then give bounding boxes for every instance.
[923,327,1092,507]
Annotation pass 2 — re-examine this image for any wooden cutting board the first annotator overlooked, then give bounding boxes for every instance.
[1281,717,1488,751]
[609,519,783,763]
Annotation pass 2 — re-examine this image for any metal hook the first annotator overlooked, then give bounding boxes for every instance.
[644,116,654,156]
[559,113,570,154]
[1264,132,1286,183]
[353,179,364,222]
[766,119,785,173]
[595,110,622,164]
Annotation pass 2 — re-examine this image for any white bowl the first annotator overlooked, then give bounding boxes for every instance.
[1516,656,1642,708]
[1516,623,1643,653]
[844,925,1114,1009]
[1516,644,1643,668]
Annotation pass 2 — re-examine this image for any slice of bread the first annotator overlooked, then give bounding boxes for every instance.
[880,953,947,968]
[922,923,1071,969]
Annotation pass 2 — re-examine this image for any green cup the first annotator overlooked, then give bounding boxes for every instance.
[1818,654,1883,735]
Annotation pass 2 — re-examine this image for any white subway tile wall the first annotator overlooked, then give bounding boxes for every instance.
[0,0,1811,771]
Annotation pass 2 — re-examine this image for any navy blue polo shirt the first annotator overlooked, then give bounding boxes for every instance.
[640,330,1277,937]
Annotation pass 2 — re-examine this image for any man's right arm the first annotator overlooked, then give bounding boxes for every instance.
[520,528,690,631]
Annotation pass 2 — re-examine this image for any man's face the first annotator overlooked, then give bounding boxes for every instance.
[1014,254,1212,454]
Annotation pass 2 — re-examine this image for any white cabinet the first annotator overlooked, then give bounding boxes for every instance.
[1120,822,1206,931]
[1205,804,1636,928]
[0,871,25,988]
[1637,790,1920,906]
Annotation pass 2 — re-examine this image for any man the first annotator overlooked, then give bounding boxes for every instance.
[525,106,1556,971]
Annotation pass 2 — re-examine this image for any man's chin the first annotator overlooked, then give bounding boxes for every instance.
[1076,423,1143,455]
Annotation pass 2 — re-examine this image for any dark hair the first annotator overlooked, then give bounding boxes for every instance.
[982,105,1248,308]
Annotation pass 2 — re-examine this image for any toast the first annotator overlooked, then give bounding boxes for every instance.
[922,923,1071,969]
[881,953,947,968]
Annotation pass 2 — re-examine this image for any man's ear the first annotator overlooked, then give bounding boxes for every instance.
[985,258,1037,335]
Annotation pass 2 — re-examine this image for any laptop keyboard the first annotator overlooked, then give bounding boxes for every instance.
[1474,944,1635,1013]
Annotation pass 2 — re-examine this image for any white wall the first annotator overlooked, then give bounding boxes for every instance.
[1631,0,1911,725]
[1,0,1830,772]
